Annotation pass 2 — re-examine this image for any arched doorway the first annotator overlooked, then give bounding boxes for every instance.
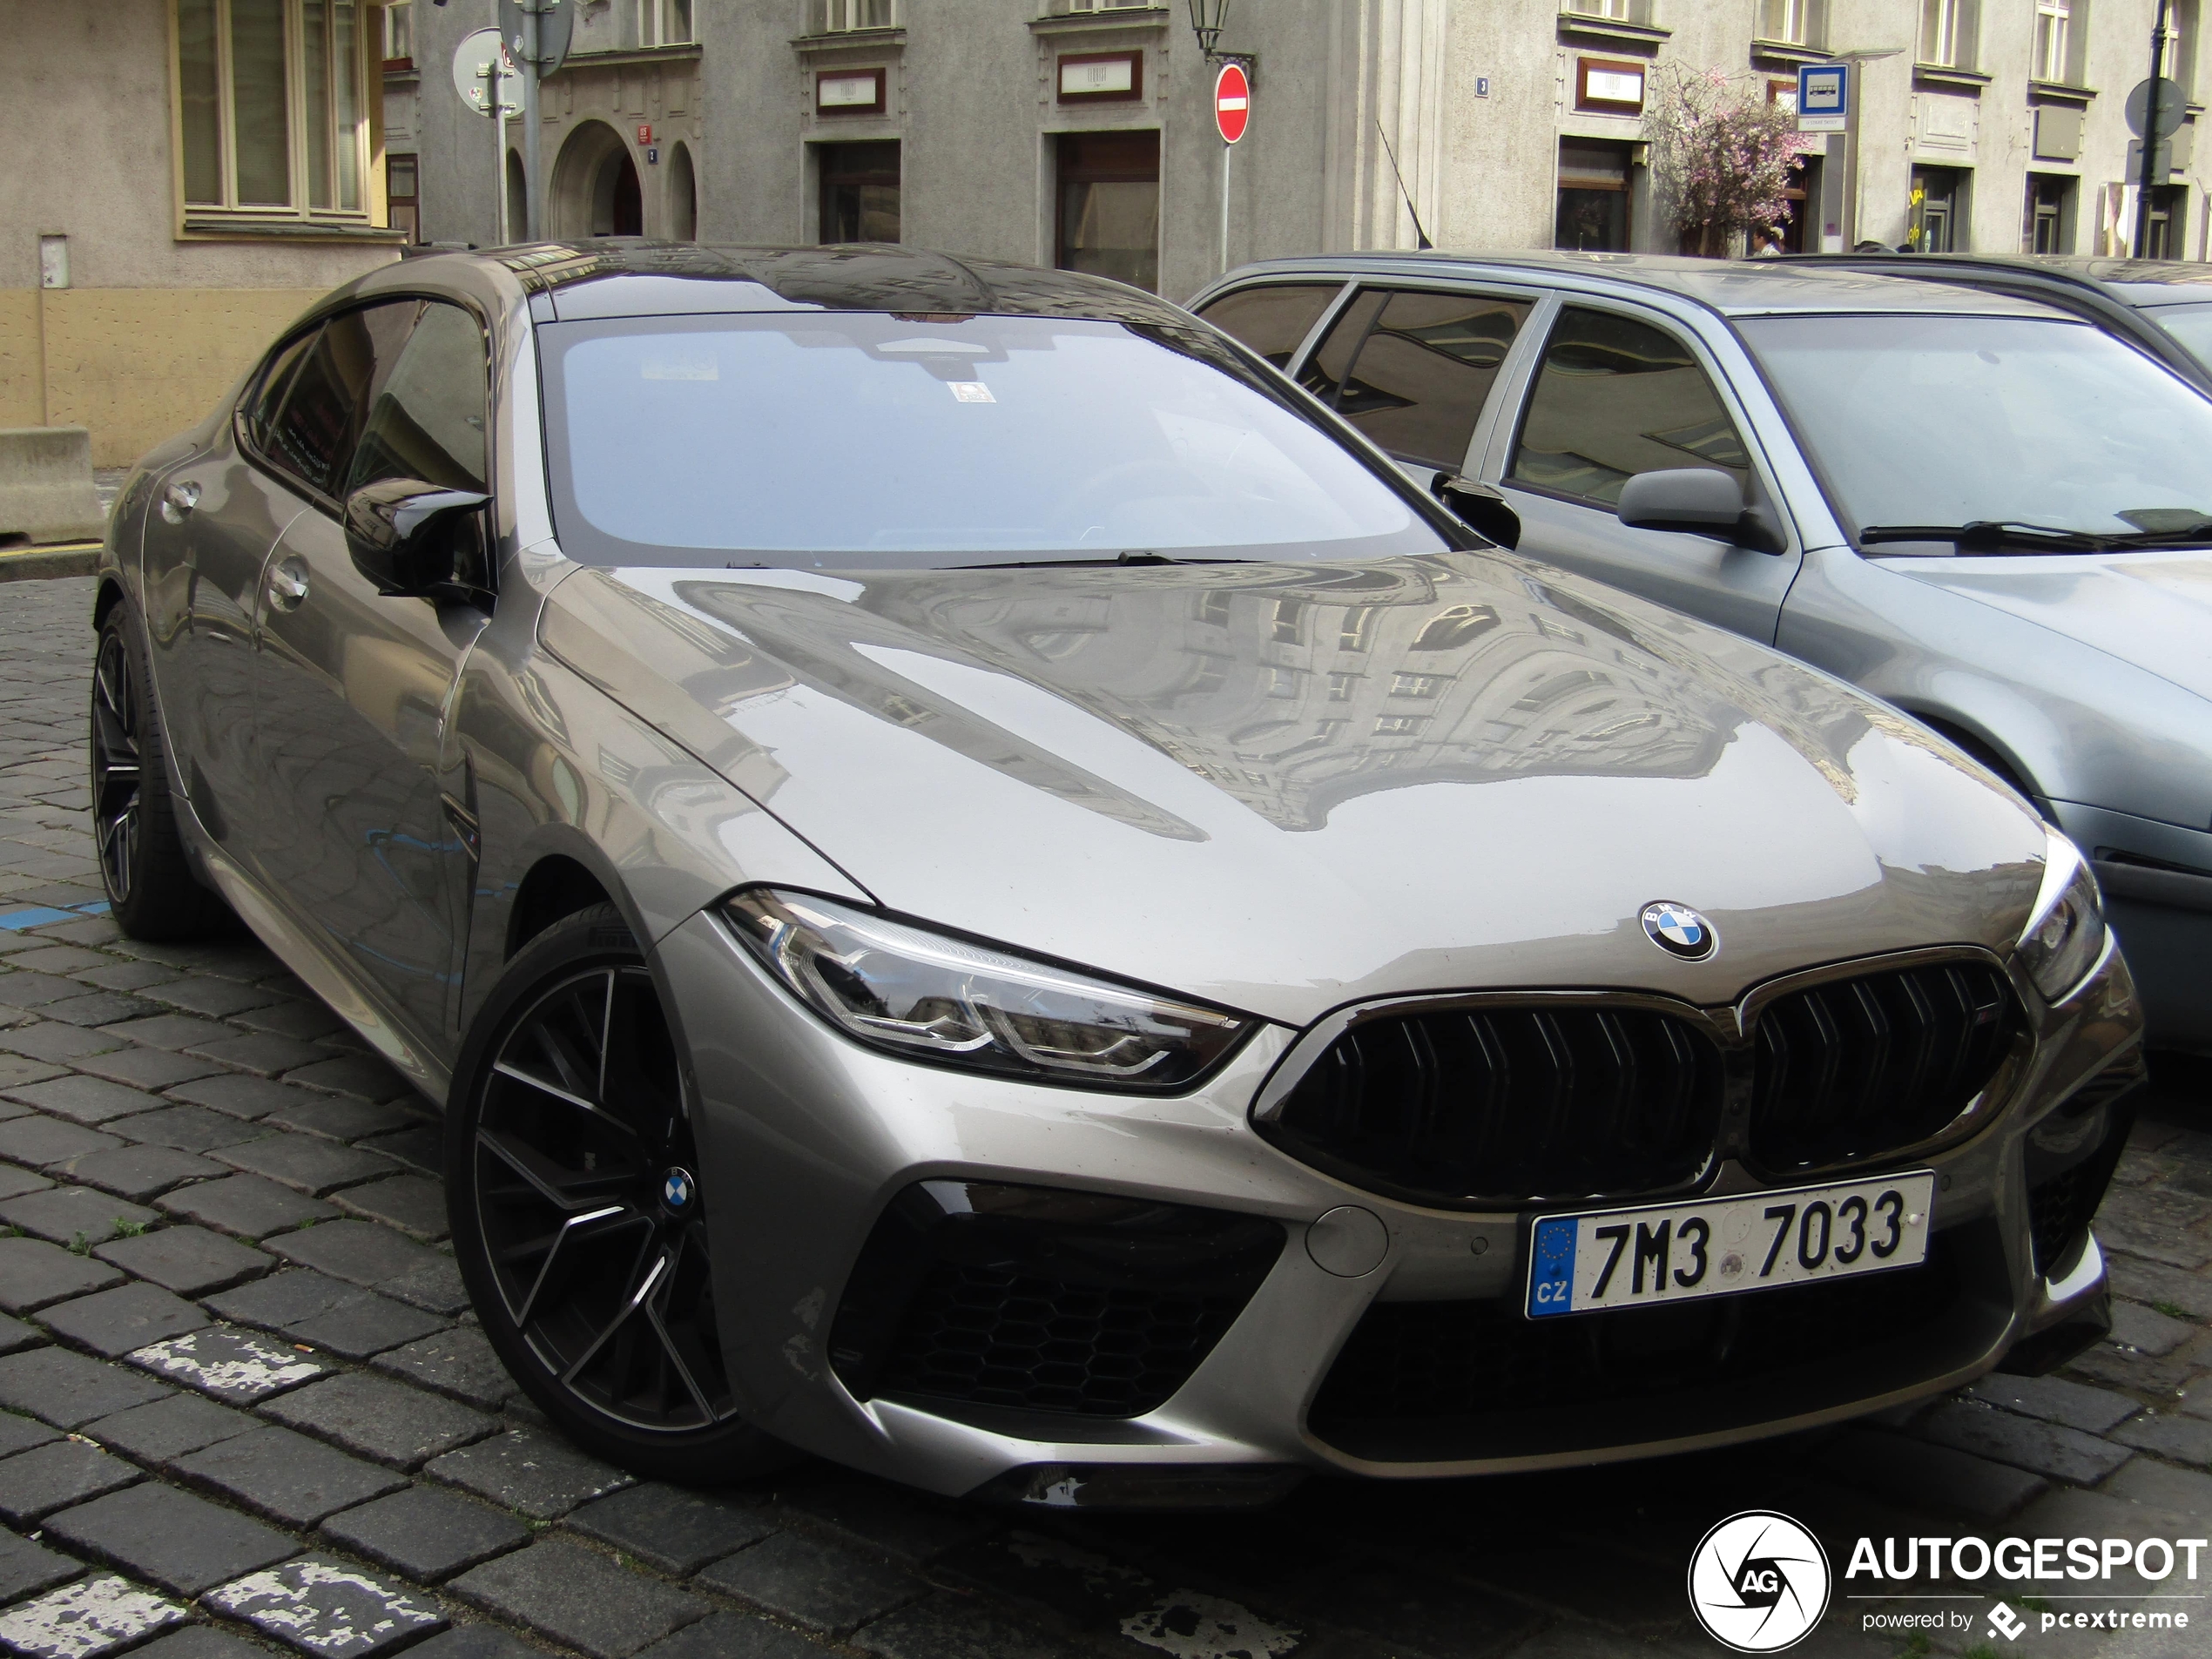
[506,149,527,243]
[668,142,697,241]
[550,120,645,239]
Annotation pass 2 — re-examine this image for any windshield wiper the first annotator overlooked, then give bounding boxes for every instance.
[1858,521,2109,553]
[949,550,1252,570]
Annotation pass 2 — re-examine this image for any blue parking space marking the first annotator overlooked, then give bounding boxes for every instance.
[1527,1217,1578,1318]
[0,900,112,931]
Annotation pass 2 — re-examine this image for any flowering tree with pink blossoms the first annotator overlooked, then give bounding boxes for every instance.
[1647,65,1805,256]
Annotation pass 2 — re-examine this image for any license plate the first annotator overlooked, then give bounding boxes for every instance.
[1524,1171,1935,1318]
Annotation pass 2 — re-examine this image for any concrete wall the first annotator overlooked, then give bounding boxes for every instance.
[1,0,399,465]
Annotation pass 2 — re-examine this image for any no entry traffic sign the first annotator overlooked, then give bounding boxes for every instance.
[1214,63,1250,145]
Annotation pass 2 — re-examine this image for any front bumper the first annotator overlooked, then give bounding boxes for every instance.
[653,909,2141,1500]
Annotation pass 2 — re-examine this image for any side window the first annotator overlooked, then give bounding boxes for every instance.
[1508,306,1750,508]
[347,301,490,496]
[243,329,316,455]
[1297,288,1534,474]
[1194,284,1340,368]
[257,300,417,497]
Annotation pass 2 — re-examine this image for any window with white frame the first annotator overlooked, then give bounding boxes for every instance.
[2034,0,2071,80]
[1044,0,1155,12]
[626,0,692,46]
[381,0,410,63]
[1561,0,1652,21]
[175,0,371,219]
[1919,0,1979,67]
[1757,0,1827,45]
[812,0,899,31]
[2161,0,2195,94]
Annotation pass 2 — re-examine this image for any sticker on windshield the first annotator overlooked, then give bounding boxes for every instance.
[948,381,995,403]
[638,350,718,381]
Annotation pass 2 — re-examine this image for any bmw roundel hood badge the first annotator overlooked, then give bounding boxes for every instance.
[1641,901,1717,961]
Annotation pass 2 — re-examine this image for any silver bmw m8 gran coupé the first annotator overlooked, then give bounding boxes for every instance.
[92,243,2141,1506]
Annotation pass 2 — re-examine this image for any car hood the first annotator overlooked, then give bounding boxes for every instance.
[1886,550,2212,703]
[541,553,2047,1027]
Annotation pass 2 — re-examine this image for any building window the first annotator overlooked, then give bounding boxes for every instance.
[627,0,693,45]
[1555,138,1633,251]
[1757,0,1827,46]
[1045,0,1156,11]
[176,0,372,221]
[1561,0,1652,24]
[812,0,899,31]
[1056,130,1160,293]
[2161,0,2196,95]
[380,0,411,65]
[1910,165,1969,250]
[388,152,418,241]
[2034,0,2070,81]
[1919,0,1979,68]
[2025,172,2076,252]
[819,140,900,242]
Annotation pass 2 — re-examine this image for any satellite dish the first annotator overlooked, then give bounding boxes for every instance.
[451,27,519,117]
[496,0,574,77]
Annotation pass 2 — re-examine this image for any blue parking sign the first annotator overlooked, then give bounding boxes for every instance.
[1797,63,1847,132]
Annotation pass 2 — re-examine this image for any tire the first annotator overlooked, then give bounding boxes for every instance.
[446,903,797,1484]
[89,604,232,941]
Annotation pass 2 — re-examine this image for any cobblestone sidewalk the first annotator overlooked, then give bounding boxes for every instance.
[0,576,2209,1659]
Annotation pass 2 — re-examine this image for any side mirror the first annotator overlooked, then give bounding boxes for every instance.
[1433,474,1521,550]
[1615,468,1785,554]
[344,477,490,597]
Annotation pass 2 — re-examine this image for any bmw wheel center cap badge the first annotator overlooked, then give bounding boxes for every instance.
[1642,900,1718,961]
[661,1168,694,1213]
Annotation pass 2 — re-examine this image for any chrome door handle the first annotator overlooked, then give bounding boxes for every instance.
[160,481,200,525]
[266,556,311,612]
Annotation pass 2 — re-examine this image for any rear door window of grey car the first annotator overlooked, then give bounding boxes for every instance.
[1294,288,1534,475]
[1194,283,1342,368]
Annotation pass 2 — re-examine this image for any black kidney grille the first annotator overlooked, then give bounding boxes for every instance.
[1751,962,2020,1172]
[1263,1006,1725,1204]
[875,1262,1254,1417]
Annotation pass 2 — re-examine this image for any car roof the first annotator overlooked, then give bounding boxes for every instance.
[1210,250,2067,320]
[1775,252,2212,309]
[372,239,1197,327]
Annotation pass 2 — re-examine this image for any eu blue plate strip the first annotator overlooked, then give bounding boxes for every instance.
[1527,1216,1577,1318]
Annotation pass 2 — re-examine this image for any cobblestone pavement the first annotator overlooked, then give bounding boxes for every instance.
[1,575,2209,1659]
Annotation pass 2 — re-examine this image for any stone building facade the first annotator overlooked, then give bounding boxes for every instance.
[2,0,403,465]
[388,0,2209,302]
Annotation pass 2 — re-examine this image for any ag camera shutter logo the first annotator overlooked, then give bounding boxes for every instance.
[1689,1511,1832,1652]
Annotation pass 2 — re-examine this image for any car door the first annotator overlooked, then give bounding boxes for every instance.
[1484,302,1801,644]
[1291,285,1538,479]
[248,298,493,1053]
[138,327,320,853]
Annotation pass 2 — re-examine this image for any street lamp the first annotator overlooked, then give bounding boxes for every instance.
[1187,0,1254,74]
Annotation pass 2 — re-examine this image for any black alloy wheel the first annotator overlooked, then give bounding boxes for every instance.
[90,627,141,904]
[86,607,229,941]
[450,904,791,1480]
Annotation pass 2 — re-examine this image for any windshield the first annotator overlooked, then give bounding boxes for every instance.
[1736,314,2212,546]
[2149,301,2212,370]
[538,312,1452,570]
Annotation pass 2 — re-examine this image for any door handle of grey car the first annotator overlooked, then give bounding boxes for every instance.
[160,481,200,525]
[266,556,311,612]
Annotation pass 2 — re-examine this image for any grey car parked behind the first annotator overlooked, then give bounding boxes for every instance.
[1191,253,2212,1053]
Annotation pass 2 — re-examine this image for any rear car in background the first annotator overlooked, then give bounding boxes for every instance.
[92,243,2142,1504]
[1192,253,2212,1056]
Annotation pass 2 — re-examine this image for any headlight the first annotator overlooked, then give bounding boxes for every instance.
[724,889,1254,1090]
[2016,835,2108,1002]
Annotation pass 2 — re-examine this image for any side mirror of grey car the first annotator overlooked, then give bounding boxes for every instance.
[1615,468,1786,554]
[344,478,492,598]
[1433,474,1521,550]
